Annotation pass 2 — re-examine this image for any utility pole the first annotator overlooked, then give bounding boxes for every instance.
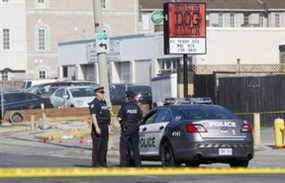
[1,82,4,121]
[183,54,189,98]
[92,0,111,107]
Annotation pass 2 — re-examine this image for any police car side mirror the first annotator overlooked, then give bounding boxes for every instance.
[139,120,146,125]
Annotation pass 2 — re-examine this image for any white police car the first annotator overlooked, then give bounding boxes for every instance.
[139,99,254,167]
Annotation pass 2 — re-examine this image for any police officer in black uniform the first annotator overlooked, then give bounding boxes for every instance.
[118,90,143,167]
[89,86,111,167]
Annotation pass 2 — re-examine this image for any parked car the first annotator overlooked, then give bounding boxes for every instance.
[22,79,59,89]
[139,101,254,167]
[26,81,98,97]
[110,84,152,105]
[110,84,131,105]
[128,85,152,105]
[0,92,53,123]
[49,86,96,108]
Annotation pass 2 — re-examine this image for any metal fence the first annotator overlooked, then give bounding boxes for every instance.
[194,73,285,127]
[194,64,285,75]
[237,111,285,127]
[0,81,24,91]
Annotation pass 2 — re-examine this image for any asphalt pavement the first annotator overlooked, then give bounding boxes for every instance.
[1,126,285,183]
[1,127,285,168]
[1,175,285,183]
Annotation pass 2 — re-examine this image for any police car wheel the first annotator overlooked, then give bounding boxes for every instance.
[229,160,249,168]
[160,142,179,167]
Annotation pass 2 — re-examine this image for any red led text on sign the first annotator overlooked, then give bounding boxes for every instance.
[168,3,206,38]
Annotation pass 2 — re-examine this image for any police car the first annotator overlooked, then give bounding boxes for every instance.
[139,98,254,167]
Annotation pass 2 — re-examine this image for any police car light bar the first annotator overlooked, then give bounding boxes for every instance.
[163,97,213,105]
[187,97,213,105]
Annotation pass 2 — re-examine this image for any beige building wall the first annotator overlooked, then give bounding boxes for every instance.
[197,27,285,65]
[26,0,138,80]
[102,0,138,36]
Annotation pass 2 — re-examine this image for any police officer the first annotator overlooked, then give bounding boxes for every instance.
[118,90,143,167]
[89,86,111,167]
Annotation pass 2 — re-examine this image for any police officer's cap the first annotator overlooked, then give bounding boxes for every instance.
[126,90,136,98]
[95,86,104,93]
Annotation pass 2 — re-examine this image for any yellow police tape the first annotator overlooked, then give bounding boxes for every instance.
[1,168,285,178]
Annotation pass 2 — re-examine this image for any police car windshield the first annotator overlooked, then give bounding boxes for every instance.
[173,105,238,121]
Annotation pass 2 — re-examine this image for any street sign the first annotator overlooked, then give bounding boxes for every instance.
[96,32,110,54]
[164,2,207,55]
[151,10,164,25]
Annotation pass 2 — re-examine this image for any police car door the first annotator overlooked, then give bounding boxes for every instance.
[150,109,172,156]
[139,110,158,156]
[140,109,172,156]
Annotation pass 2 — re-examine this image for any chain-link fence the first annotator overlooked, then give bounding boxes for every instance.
[194,64,285,75]
[0,81,25,92]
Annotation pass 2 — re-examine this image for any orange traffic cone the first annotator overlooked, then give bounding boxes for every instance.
[42,137,48,144]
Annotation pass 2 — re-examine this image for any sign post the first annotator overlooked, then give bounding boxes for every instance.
[164,2,206,97]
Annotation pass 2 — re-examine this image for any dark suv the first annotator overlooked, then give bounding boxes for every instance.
[110,84,152,105]
[0,92,53,122]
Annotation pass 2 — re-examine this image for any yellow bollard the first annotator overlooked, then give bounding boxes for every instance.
[274,118,285,148]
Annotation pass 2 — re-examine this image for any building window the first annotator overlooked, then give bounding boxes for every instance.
[2,72,8,81]
[158,59,179,74]
[139,11,142,22]
[243,13,249,26]
[35,0,47,9]
[3,29,10,50]
[36,26,48,51]
[275,13,280,27]
[101,0,107,9]
[39,69,47,79]
[218,13,223,27]
[35,24,49,51]
[117,62,131,83]
[38,29,45,50]
[2,0,9,2]
[63,67,68,78]
[259,14,264,27]
[230,13,235,27]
